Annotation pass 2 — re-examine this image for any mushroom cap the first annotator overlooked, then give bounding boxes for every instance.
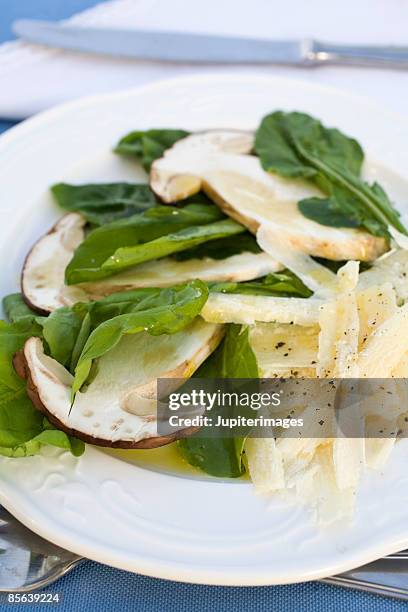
[150,131,387,263]
[22,199,281,312]
[79,251,282,299]
[18,320,223,449]
[21,213,88,314]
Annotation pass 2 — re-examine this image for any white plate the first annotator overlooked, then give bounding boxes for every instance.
[1,74,408,586]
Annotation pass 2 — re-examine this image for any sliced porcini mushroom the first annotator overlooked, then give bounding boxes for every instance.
[23,206,280,312]
[18,320,223,449]
[21,213,89,314]
[79,251,282,299]
[150,131,387,262]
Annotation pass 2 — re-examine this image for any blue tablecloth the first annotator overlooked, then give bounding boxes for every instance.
[0,2,405,610]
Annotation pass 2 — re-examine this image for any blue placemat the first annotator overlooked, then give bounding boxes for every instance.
[0,2,405,610]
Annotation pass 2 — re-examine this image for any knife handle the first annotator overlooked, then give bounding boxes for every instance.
[309,40,408,68]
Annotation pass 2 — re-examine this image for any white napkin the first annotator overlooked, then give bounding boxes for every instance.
[1,0,408,119]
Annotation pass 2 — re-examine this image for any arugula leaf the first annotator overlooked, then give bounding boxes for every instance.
[0,319,84,457]
[51,183,157,226]
[298,196,361,228]
[209,270,312,298]
[177,325,258,478]
[65,203,224,284]
[72,280,209,396]
[114,129,190,171]
[255,110,364,179]
[101,219,245,275]
[255,111,406,237]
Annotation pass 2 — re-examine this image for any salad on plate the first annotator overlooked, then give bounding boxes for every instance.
[3,110,408,524]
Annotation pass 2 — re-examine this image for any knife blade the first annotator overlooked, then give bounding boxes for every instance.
[13,20,408,68]
[13,20,308,65]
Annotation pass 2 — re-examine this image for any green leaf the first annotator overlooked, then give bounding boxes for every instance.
[254,112,318,179]
[70,312,92,372]
[40,307,84,369]
[177,325,258,478]
[114,129,190,171]
[172,231,260,261]
[101,219,245,275]
[254,111,406,237]
[72,280,209,396]
[298,197,361,229]
[209,270,312,298]
[255,111,363,179]
[2,294,40,324]
[51,182,157,226]
[0,320,83,457]
[65,203,224,284]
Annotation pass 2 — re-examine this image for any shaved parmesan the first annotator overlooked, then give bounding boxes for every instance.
[357,303,408,377]
[359,249,408,305]
[388,225,408,251]
[249,323,318,377]
[257,224,337,298]
[201,293,323,326]
[357,283,397,349]
[317,262,360,378]
[245,438,285,493]
[332,438,364,490]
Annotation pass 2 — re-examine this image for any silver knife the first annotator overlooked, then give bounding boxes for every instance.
[12,19,408,68]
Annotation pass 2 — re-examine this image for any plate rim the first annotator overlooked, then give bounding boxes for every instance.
[1,72,408,586]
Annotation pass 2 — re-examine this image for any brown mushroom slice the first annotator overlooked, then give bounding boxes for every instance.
[22,213,89,314]
[150,131,387,262]
[20,319,223,449]
[79,251,282,298]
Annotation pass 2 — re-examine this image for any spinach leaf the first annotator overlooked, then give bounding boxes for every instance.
[114,129,189,171]
[208,324,259,379]
[3,294,86,375]
[72,280,209,396]
[177,325,258,478]
[3,294,40,324]
[0,319,84,457]
[41,307,85,369]
[65,203,224,284]
[209,270,312,298]
[51,183,157,226]
[255,111,406,237]
[172,231,260,261]
[101,219,245,275]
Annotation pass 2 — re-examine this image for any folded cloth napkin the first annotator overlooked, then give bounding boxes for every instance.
[1,0,408,119]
